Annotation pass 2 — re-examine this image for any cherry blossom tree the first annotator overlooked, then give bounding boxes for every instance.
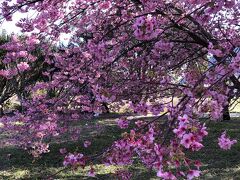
[0,32,50,116]
[0,0,239,179]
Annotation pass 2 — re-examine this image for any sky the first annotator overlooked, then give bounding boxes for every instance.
[0,0,24,34]
[0,11,71,44]
[0,12,23,34]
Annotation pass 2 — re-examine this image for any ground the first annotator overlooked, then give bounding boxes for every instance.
[0,114,240,180]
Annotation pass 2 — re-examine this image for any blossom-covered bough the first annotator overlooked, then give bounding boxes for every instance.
[0,33,48,116]
[0,0,239,179]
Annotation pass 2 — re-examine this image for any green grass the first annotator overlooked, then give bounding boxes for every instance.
[0,115,240,179]
[187,119,240,179]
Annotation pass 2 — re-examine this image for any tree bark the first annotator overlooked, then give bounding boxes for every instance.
[222,89,233,121]
[102,102,110,113]
[0,105,3,117]
[222,103,231,121]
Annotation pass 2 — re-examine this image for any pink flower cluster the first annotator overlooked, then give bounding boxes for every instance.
[133,16,160,40]
[149,104,164,116]
[0,69,11,79]
[37,121,58,138]
[157,171,177,180]
[30,142,50,158]
[130,102,148,115]
[105,138,134,165]
[59,148,67,154]
[84,140,91,148]
[218,131,237,150]
[207,91,228,120]
[106,126,202,179]
[230,53,240,73]
[157,169,200,180]
[153,40,173,54]
[186,170,201,180]
[115,170,132,180]
[17,62,30,72]
[173,115,208,151]
[0,35,35,80]
[208,43,223,57]
[117,117,129,129]
[63,153,85,167]
[88,166,96,177]
[156,141,201,180]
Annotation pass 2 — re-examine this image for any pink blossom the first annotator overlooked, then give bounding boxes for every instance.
[133,16,159,40]
[134,29,144,38]
[117,117,129,129]
[135,16,145,26]
[191,141,204,151]
[18,51,28,58]
[178,114,189,125]
[173,125,187,138]
[99,1,111,10]
[154,40,173,54]
[116,170,132,180]
[218,131,237,150]
[198,125,208,138]
[135,120,145,128]
[60,148,67,154]
[180,133,194,149]
[71,113,79,119]
[157,171,177,180]
[88,167,95,177]
[187,170,200,180]
[63,154,77,166]
[84,140,91,148]
[26,36,40,46]
[30,142,50,158]
[63,153,85,167]
[0,69,10,78]
[17,62,30,72]
[194,160,202,169]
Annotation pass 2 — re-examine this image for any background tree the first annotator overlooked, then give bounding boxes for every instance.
[0,32,48,115]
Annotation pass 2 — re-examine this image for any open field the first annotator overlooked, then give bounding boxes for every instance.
[0,115,240,179]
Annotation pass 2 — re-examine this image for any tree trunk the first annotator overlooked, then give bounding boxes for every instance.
[222,103,231,121]
[0,105,3,117]
[102,102,110,113]
[222,85,234,121]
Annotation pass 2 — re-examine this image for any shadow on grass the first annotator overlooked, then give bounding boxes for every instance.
[0,115,240,179]
[188,118,240,179]
[0,114,136,179]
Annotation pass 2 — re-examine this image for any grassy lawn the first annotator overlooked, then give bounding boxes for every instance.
[0,115,240,179]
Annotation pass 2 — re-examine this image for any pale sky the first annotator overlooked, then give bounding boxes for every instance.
[0,11,71,44]
[1,11,24,34]
[0,0,25,34]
